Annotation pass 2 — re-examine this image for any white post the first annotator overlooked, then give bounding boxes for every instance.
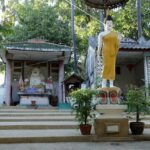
[144,54,150,97]
[58,61,64,103]
[5,59,12,105]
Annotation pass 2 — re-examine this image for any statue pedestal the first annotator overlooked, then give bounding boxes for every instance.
[96,104,127,117]
[94,118,128,137]
[95,87,126,116]
[94,87,128,137]
[18,93,50,106]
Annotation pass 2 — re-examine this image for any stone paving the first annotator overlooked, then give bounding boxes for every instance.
[0,142,149,150]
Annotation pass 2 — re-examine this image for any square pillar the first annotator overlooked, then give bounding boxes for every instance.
[5,59,12,105]
[58,61,65,102]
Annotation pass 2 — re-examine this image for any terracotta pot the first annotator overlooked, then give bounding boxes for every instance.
[130,122,145,135]
[79,124,92,135]
[50,96,58,106]
[31,100,36,106]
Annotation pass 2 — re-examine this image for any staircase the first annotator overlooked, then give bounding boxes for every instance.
[0,106,149,143]
[0,106,95,143]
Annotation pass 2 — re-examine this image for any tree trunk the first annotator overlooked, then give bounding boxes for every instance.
[71,0,78,73]
[137,0,142,39]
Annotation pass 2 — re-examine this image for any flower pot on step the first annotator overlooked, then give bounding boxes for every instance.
[130,122,145,135]
[79,124,92,135]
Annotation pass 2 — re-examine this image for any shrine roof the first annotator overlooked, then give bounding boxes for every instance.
[64,73,84,84]
[120,38,150,51]
[89,36,150,51]
[5,39,72,52]
[2,39,72,64]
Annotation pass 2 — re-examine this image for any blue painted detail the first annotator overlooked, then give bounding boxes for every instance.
[58,103,71,109]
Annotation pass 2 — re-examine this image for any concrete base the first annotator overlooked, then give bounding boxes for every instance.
[20,96,49,106]
[94,118,129,137]
[96,104,127,116]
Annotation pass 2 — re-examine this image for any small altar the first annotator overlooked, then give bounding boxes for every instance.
[18,67,54,106]
[18,93,51,106]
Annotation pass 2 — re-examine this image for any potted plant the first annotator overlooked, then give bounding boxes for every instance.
[69,89,95,135]
[126,86,150,135]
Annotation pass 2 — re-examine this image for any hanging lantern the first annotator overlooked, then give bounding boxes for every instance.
[84,0,129,9]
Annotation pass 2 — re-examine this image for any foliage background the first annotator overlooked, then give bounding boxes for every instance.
[0,0,150,75]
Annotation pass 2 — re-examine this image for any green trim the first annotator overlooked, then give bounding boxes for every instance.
[5,42,72,52]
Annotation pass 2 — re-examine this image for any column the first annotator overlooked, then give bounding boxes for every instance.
[58,61,64,103]
[5,59,12,105]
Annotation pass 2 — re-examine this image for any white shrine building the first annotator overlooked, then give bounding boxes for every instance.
[0,39,72,106]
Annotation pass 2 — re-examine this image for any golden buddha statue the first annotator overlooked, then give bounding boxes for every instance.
[97,15,120,88]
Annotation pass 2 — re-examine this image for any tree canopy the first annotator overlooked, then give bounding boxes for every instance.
[3,0,71,45]
[1,0,149,52]
[0,0,150,74]
[113,0,150,40]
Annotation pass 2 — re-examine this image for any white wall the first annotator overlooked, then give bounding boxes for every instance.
[0,73,5,104]
[0,85,5,104]
[115,65,136,93]
[115,60,144,94]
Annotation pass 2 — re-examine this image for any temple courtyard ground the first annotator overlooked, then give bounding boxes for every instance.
[0,142,149,150]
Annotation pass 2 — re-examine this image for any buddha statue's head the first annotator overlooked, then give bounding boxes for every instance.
[31,68,40,77]
[105,15,113,32]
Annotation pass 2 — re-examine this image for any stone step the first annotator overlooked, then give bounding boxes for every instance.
[0,121,149,130]
[0,106,56,109]
[0,105,71,110]
[128,115,150,120]
[0,107,73,117]
[0,119,149,128]
[0,116,75,122]
[0,106,149,143]
[0,129,134,143]
[0,110,72,113]
[0,108,72,112]
[0,121,78,130]
[144,123,150,128]
[0,112,74,117]
[145,125,150,128]
[130,129,150,141]
[0,128,149,143]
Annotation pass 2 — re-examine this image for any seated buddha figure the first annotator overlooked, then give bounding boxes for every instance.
[30,67,44,87]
